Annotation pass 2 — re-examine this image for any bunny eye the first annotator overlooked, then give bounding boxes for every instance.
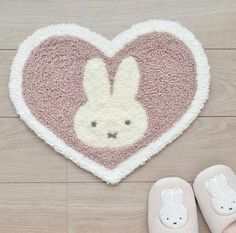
[91,121,97,127]
[179,217,182,220]
[233,201,236,204]
[125,120,131,125]
[221,206,224,209]
[166,218,169,220]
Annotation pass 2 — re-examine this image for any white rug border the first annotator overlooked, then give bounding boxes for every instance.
[9,20,210,184]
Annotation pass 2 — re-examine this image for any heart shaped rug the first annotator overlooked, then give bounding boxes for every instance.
[9,20,210,184]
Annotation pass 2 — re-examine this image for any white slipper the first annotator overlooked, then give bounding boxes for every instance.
[193,165,236,233]
[148,177,199,233]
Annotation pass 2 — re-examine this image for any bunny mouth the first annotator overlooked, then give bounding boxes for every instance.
[107,132,118,139]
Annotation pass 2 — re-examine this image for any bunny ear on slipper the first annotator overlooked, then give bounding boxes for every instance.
[193,165,236,233]
[161,188,184,207]
[148,177,198,233]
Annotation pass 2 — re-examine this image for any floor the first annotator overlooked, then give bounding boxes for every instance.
[0,0,236,232]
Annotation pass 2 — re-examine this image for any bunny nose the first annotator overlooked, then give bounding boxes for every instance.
[107,132,118,139]
[173,222,177,225]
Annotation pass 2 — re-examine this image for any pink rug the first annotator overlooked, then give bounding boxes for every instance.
[9,20,210,184]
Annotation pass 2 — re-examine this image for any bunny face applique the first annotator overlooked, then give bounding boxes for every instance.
[206,174,236,216]
[74,56,148,148]
[160,188,188,229]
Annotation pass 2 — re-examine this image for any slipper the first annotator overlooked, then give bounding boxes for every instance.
[148,177,199,233]
[193,165,236,233]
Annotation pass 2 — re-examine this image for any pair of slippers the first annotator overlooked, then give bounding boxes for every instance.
[148,165,236,233]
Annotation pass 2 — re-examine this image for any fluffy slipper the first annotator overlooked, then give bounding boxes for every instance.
[148,177,198,233]
[193,165,236,233]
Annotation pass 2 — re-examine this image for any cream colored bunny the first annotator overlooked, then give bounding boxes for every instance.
[74,56,148,148]
[206,174,236,216]
[160,188,188,229]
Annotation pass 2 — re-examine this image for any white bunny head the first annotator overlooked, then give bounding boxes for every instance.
[74,56,148,148]
[206,174,236,216]
[160,188,188,229]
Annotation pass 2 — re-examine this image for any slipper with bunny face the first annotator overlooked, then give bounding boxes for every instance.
[148,177,198,233]
[193,165,236,233]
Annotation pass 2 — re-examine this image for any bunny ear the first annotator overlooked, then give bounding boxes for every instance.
[113,56,140,100]
[206,177,225,198]
[215,174,235,192]
[173,188,184,204]
[161,188,172,207]
[83,58,110,102]
[161,188,184,206]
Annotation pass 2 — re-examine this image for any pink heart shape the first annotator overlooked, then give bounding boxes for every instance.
[9,21,210,184]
